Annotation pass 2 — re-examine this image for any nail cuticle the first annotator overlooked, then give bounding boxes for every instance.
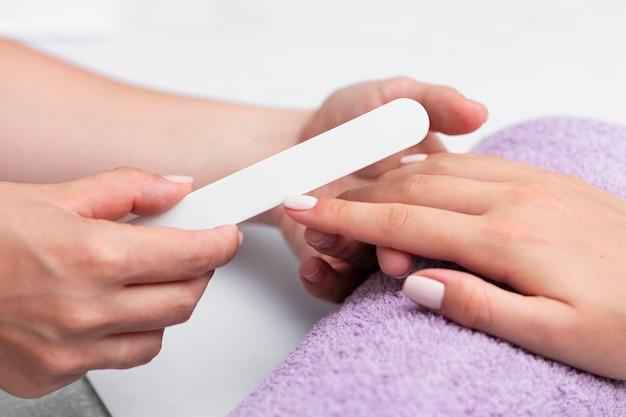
[308,234,335,249]
[302,268,321,283]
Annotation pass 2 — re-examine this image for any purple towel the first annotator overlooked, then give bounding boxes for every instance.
[231,118,626,417]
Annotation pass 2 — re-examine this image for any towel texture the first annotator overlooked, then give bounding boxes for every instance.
[230,118,626,417]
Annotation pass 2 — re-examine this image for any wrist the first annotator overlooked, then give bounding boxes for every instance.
[200,105,313,181]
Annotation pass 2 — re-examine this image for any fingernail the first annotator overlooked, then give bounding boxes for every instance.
[283,195,318,210]
[402,275,444,310]
[305,229,336,248]
[162,175,194,184]
[301,264,321,283]
[238,231,244,245]
[400,153,428,164]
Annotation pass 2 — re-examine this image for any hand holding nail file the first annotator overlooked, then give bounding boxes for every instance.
[132,98,430,230]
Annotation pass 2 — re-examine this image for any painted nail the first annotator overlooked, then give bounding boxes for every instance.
[305,229,336,248]
[400,153,428,164]
[162,175,194,184]
[402,275,444,310]
[283,195,318,210]
[301,264,321,283]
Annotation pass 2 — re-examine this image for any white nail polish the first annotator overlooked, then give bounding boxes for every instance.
[283,195,318,210]
[400,153,428,164]
[162,175,194,184]
[402,275,444,310]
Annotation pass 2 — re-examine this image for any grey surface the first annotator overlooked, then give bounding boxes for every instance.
[0,379,109,417]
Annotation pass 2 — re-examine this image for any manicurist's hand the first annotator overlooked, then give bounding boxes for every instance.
[284,153,626,380]
[0,168,241,398]
[265,77,487,302]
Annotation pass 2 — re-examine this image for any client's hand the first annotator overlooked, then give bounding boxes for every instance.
[283,153,626,380]
[266,77,487,302]
[0,168,241,398]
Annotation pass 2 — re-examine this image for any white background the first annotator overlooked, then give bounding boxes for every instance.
[1,1,625,416]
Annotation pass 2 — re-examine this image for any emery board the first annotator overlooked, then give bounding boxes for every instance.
[131,98,430,230]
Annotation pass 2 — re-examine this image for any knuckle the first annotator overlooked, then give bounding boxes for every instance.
[459,281,492,331]
[32,346,84,376]
[377,170,396,182]
[111,166,143,180]
[425,154,455,173]
[383,76,416,97]
[377,204,411,234]
[398,174,430,195]
[326,199,349,220]
[185,233,231,275]
[82,235,128,278]
[532,309,577,355]
[509,180,559,204]
[171,290,200,324]
[337,188,358,202]
[388,75,415,86]
[186,249,214,277]
[52,303,104,337]
[195,227,241,270]
[482,216,533,247]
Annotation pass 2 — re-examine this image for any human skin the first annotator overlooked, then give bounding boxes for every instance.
[0,38,486,397]
[284,153,626,380]
[0,39,488,302]
[0,38,309,185]
[0,169,242,397]
[264,78,487,302]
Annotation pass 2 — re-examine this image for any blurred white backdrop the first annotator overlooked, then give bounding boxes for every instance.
[0,0,115,38]
[1,1,625,416]
[6,0,626,152]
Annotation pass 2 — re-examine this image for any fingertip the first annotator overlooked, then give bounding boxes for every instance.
[283,195,319,211]
[467,99,488,122]
[463,99,489,131]
[299,257,337,300]
[300,256,324,285]
[445,97,488,134]
[402,274,445,310]
[282,196,323,226]
[208,224,242,259]
[377,246,413,278]
[429,89,488,135]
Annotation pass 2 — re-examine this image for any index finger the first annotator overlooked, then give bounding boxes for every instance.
[284,196,481,269]
[92,221,241,285]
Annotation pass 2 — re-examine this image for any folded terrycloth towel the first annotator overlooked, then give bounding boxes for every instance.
[230,118,626,417]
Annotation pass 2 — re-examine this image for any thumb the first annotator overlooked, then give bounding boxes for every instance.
[402,269,573,355]
[55,167,194,220]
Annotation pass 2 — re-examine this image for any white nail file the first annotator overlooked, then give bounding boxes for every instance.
[131,98,430,230]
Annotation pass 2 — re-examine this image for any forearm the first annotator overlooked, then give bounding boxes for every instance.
[0,38,310,186]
